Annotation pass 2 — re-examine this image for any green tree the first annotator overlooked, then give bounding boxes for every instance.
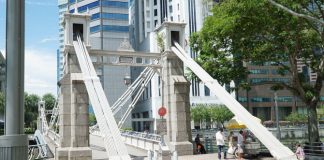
[24,93,40,129]
[89,113,97,126]
[0,92,4,115]
[42,93,56,110]
[285,112,307,126]
[191,104,210,127]
[191,0,323,143]
[210,106,234,127]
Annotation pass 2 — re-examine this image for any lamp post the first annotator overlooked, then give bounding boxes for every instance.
[124,74,131,86]
[274,92,281,140]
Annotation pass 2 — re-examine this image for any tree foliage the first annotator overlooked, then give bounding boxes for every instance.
[191,104,234,128]
[25,93,40,129]
[285,112,307,125]
[89,113,97,126]
[210,106,234,126]
[42,93,56,110]
[0,92,4,115]
[191,0,323,142]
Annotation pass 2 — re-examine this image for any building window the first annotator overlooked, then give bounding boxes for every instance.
[102,25,129,32]
[77,1,100,13]
[102,0,128,8]
[320,97,324,102]
[101,13,128,20]
[154,20,158,27]
[272,78,290,83]
[90,25,101,33]
[169,5,173,13]
[250,78,270,84]
[238,97,247,102]
[154,0,157,5]
[251,97,272,102]
[91,13,100,20]
[154,9,158,16]
[249,69,268,74]
[170,16,173,21]
[276,96,293,102]
[69,0,76,4]
[204,86,210,96]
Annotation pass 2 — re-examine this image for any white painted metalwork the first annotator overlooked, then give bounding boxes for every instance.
[38,101,49,134]
[73,35,131,160]
[90,49,162,67]
[49,92,60,129]
[118,68,156,128]
[171,42,296,160]
[112,67,153,114]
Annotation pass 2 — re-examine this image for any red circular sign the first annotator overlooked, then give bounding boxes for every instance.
[158,106,167,117]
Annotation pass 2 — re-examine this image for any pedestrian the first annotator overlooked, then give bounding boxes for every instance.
[194,134,206,154]
[216,128,227,159]
[237,130,244,160]
[295,144,305,160]
[227,131,235,154]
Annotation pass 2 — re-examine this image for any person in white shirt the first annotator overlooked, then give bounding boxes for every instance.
[216,128,227,159]
[237,130,244,160]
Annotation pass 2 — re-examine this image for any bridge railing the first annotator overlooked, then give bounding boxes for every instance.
[47,129,60,146]
[120,130,162,151]
[120,130,162,142]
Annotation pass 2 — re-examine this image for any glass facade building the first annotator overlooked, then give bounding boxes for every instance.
[57,0,131,126]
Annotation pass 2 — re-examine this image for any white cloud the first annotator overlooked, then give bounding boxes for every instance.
[40,37,58,43]
[25,49,57,96]
[0,48,57,96]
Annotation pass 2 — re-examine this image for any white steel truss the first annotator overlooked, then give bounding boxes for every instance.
[171,42,296,160]
[49,92,60,129]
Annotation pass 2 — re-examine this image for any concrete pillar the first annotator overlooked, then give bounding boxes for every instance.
[0,0,28,159]
[56,51,91,160]
[162,53,193,156]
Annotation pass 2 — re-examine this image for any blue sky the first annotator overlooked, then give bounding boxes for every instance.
[0,0,58,96]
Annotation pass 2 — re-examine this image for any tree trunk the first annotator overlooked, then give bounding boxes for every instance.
[307,104,320,143]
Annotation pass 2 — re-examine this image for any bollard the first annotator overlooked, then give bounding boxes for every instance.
[148,150,153,160]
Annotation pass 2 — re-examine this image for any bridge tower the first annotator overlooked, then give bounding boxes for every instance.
[55,12,92,160]
[156,21,193,156]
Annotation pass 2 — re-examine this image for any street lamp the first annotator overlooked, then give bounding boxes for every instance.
[124,74,131,86]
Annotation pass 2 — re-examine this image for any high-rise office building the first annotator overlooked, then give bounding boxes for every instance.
[57,0,131,126]
[58,0,69,81]
[129,0,226,132]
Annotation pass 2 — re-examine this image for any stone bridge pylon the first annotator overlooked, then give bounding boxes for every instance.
[56,12,193,160]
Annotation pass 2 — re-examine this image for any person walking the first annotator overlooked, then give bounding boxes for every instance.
[295,144,305,160]
[237,130,245,160]
[216,128,227,159]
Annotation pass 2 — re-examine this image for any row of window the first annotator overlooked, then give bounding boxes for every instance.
[249,69,289,75]
[250,78,290,84]
[239,96,294,102]
[90,25,129,33]
[91,13,128,21]
[239,96,324,102]
[69,0,128,13]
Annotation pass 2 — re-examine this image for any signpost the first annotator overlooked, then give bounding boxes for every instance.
[157,106,167,146]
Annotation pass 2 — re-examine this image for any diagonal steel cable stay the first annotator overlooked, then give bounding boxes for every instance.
[111,67,154,114]
[90,67,156,132]
[171,42,297,160]
[118,68,156,128]
[73,35,131,160]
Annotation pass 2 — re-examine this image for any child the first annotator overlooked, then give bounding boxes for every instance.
[295,144,305,160]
